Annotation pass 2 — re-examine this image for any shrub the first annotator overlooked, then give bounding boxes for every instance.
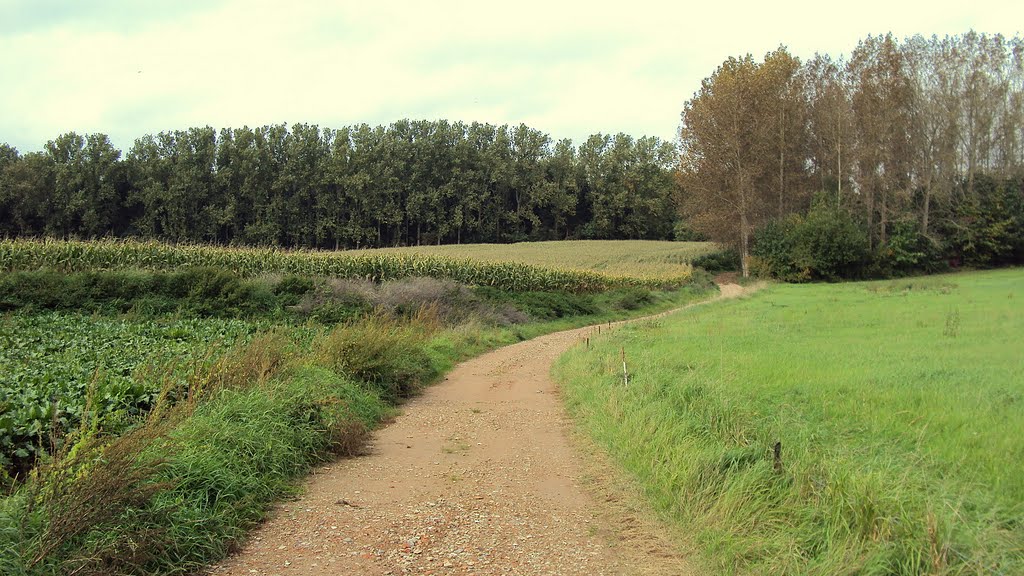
[753,204,870,282]
[272,274,315,305]
[941,174,1024,267]
[0,268,280,318]
[691,249,741,273]
[792,205,870,281]
[314,315,439,400]
[876,219,945,276]
[751,216,803,281]
[473,286,598,321]
[610,287,655,311]
[374,277,477,323]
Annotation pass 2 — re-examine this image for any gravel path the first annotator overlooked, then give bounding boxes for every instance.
[208,286,746,576]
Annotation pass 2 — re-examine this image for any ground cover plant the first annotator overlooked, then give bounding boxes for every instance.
[0,313,263,479]
[555,268,1024,574]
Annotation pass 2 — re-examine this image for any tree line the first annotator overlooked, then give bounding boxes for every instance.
[0,121,679,248]
[679,31,1024,278]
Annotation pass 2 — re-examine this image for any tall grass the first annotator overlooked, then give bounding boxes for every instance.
[0,317,407,574]
[554,269,1024,575]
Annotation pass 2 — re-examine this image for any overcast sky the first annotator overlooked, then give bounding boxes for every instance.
[1,0,1021,153]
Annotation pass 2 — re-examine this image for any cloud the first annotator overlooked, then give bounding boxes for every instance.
[0,0,217,35]
[1,0,1020,153]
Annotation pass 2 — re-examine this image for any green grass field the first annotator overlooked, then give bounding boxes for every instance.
[555,269,1024,575]
[357,239,718,279]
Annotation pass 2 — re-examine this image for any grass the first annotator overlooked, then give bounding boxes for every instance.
[0,251,715,574]
[554,268,1024,575]
[357,239,718,279]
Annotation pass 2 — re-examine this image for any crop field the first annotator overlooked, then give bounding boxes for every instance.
[0,313,262,471]
[555,269,1024,574]
[0,237,716,574]
[0,240,711,476]
[0,239,703,293]
[359,239,718,279]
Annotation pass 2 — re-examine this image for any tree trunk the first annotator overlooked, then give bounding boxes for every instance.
[740,211,750,278]
[837,138,842,206]
[779,111,785,217]
[921,174,932,235]
[866,186,875,250]
[880,190,888,247]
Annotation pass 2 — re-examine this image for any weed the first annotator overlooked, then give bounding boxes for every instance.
[943,308,961,337]
[314,314,439,400]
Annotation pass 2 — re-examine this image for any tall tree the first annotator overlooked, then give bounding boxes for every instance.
[678,54,777,276]
[761,47,811,217]
[804,53,854,204]
[848,34,915,248]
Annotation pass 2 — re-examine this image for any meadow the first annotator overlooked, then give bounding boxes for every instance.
[555,268,1024,575]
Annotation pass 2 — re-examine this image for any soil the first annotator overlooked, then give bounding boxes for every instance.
[208,285,748,576]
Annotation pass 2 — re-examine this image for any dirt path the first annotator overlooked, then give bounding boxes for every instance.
[209,285,749,576]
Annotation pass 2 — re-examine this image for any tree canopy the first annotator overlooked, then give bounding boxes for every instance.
[0,122,680,248]
[678,32,1024,276]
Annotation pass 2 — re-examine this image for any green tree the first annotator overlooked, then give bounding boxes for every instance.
[678,55,775,276]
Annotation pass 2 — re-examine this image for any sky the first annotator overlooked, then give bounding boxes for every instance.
[1,0,1021,153]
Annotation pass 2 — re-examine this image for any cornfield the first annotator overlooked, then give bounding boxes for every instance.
[0,239,694,293]
[360,240,717,280]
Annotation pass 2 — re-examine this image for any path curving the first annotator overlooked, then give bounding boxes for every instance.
[209,285,748,576]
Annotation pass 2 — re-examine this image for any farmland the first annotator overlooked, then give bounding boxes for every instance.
[554,269,1024,574]
[359,239,718,279]
[0,238,713,574]
[0,238,704,292]
[0,313,264,472]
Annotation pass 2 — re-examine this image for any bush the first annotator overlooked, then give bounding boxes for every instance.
[876,219,945,276]
[374,277,479,323]
[0,268,280,318]
[610,287,655,311]
[793,205,870,281]
[941,174,1024,267]
[314,315,440,400]
[691,249,741,273]
[272,274,315,305]
[752,204,870,282]
[750,216,803,280]
[474,286,598,321]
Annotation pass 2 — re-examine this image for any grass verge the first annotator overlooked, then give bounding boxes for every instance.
[554,269,1024,575]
